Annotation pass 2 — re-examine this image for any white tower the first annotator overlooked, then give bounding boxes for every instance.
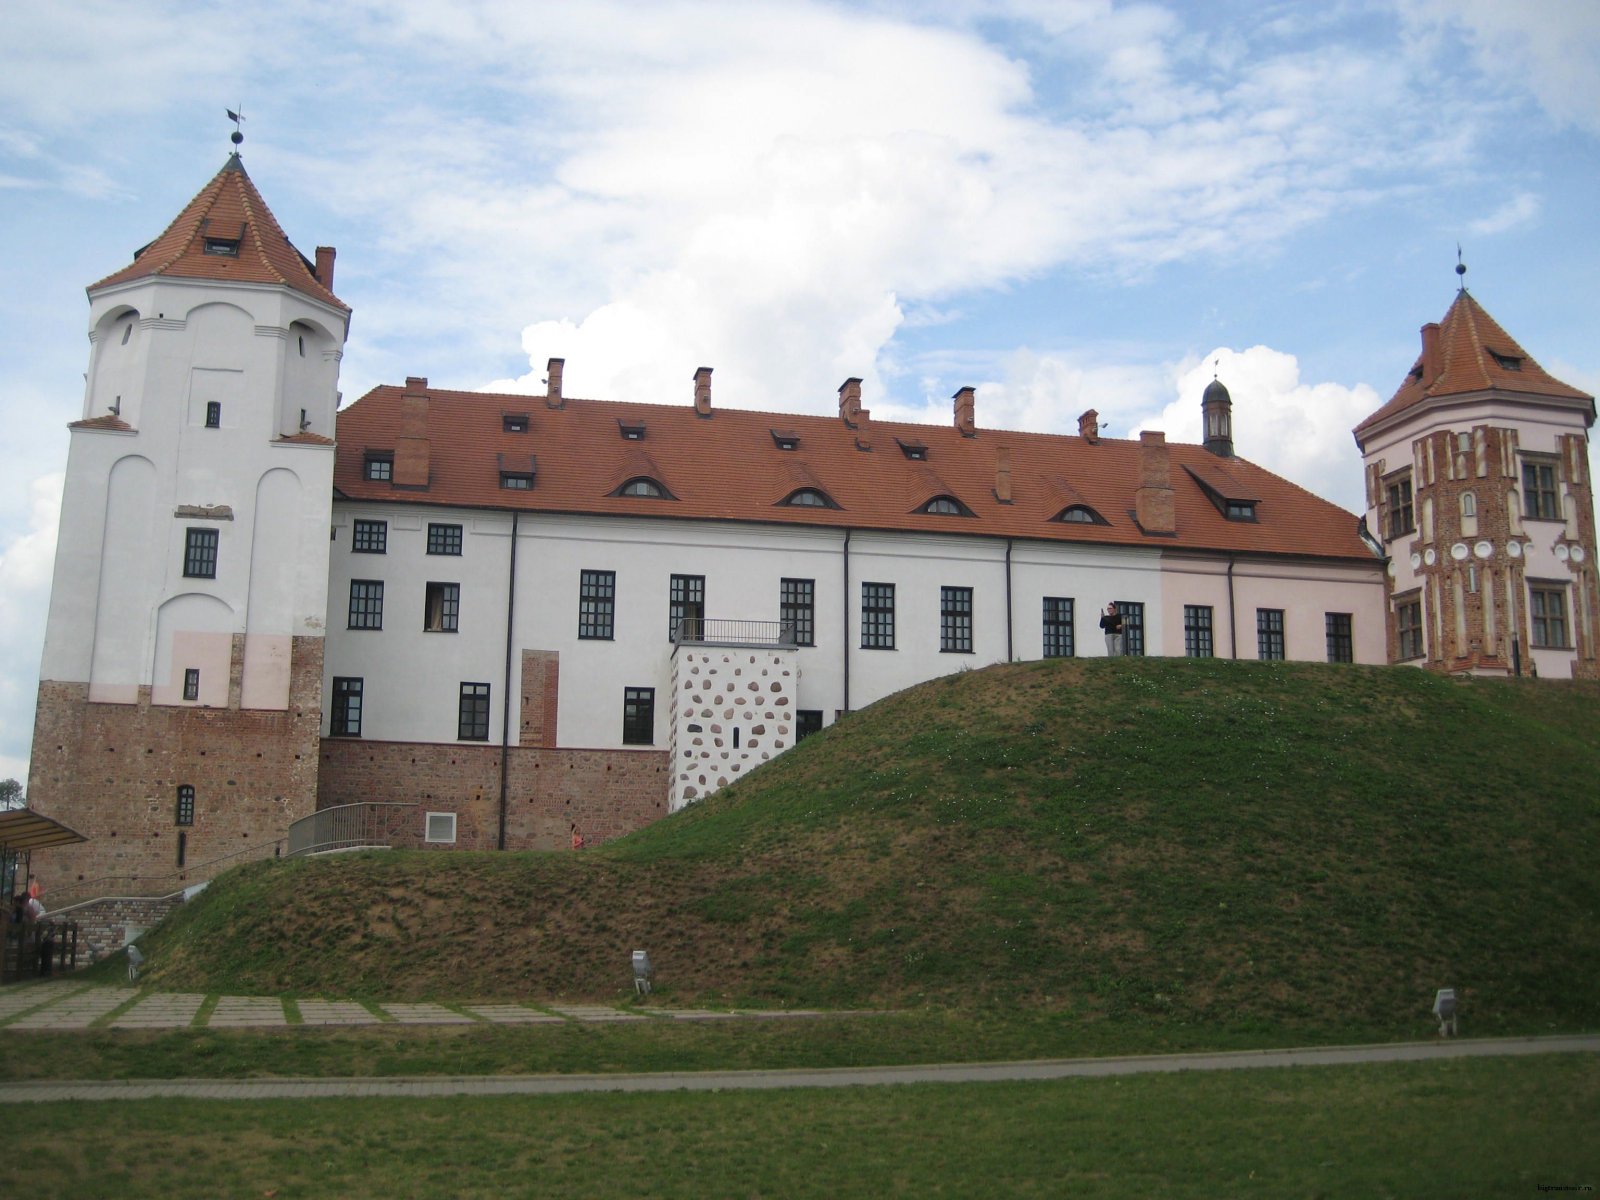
[28,149,350,893]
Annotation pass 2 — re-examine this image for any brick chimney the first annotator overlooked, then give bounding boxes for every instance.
[1420,323,1441,387]
[839,378,863,427]
[1078,409,1100,444]
[994,446,1013,504]
[545,357,565,410]
[1134,430,1175,535]
[394,377,430,488]
[694,366,712,418]
[314,246,337,291]
[954,386,976,437]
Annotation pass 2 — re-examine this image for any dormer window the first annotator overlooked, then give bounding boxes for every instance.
[1225,501,1257,521]
[364,453,394,482]
[619,419,647,441]
[897,439,929,461]
[500,471,534,490]
[1488,349,1523,372]
[781,487,838,509]
[203,237,240,257]
[1053,504,1107,525]
[503,413,529,433]
[614,477,674,499]
[771,429,800,451]
[921,495,972,517]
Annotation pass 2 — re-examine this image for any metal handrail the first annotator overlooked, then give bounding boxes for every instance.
[286,802,419,857]
[45,838,287,910]
[673,618,797,647]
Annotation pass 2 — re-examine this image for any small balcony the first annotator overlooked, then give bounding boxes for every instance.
[672,618,797,649]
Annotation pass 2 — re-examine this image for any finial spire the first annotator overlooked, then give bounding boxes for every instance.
[226,106,245,148]
[1455,243,1467,291]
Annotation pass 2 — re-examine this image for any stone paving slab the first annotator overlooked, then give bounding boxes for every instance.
[110,993,207,1029]
[0,980,87,1021]
[8,986,135,1030]
[210,996,287,1027]
[548,1004,648,1023]
[462,1004,566,1025]
[381,1003,477,1025]
[655,1009,747,1021]
[297,1000,378,1026]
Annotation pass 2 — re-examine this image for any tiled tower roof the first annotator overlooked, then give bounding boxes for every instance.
[88,154,347,312]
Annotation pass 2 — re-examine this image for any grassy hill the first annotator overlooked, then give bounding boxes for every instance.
[139,658,1600,1040]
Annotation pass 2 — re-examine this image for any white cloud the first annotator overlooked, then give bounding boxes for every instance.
[1469,192,1540,236]
[0,474,62,781]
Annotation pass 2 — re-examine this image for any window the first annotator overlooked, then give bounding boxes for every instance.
[1042,597,1074,658]
[1396,597,1424,661]
[348,580,384,630]
[796,710,824,741]
[183,668,200,701]
[175,785,195,826]
[580,570,616,640]
[1053,505,1107,525]
[183,528,218,578]
[1488,349,1524,371]
[331,677,363,737]
[1257,608,1285,660]
[771,430,800,451]
[669,574,705,641]
[503,413,528,433]
[619,419,647,440]
[425,812,457,844]
[176,831,187,868]
[1530,587,1569,648]
[1326,612,1353,663]
[458,683,491,741]
[623,687,655,745]
[782,488,835,509]
[781,578,815,646]
[941,586,973,653]
[1385,476,1415,539]
[861,582,895,649]
[1523,461,1560,521]
[1461,492,1477,518]
[1117,602,1146,657]
[205,401,221,428]
[1184,605,1214,658]
[618,477,665,498]
[364,453,393,482]
[427,523,463,556]
[1225,501,1256,521]
[500,470,534,490]
[921,495,972,516]
[352,519,388,553]
[897,439,929,460]
[424,582,459,632]
[203,237,239,256]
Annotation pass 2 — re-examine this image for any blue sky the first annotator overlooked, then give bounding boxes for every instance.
[2,0,1597,782]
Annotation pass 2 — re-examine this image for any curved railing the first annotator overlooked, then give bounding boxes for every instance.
[286,802,419,857]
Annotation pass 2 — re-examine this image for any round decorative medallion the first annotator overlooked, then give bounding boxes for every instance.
[1410,552,1422,570]
[1507,541,1523,558]
[1424,548,1437,566]
[1573,545,1587,563]
[1555,543,1570,562]
[1474,541,1492,559]
[1450,542,1469,561]
[1386,560,1397,577]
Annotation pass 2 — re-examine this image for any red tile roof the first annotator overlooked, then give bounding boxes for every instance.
[1354,291,1593,440]
[89,155,347,312]
[334,384,1377,563]
[69,413,133,432]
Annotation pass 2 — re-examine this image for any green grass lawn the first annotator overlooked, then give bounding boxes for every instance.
[26,1055,1600,1200]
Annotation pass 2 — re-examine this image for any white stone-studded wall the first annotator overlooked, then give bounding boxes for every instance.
[669,648,797,811]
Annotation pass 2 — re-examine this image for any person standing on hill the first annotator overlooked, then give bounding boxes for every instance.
[1100,603,1124,656]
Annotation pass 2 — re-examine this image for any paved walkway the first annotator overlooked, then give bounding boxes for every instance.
[0,979,840,1032]
[3,1034,1595,1103]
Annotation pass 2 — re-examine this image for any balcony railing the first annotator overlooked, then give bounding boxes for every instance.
[287,802,420,857]
[672,618,797,648]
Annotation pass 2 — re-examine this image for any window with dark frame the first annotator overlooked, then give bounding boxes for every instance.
[458,682,491,741]
[579,570,616,640]
[797,710,824,740]
[669,574,705,641]
[183,528,218,578]
[861,582,895,649]
[500,470,534,490]
[183,668,200,701]
[348,580,384,629]
[1396,597,1424,660]
[176,830,187,868]
[1116,601,1145,656]
[205,401,221,428]
[424,582,460,632]
[1523,461,1560,521]
[503,413,529,433]
[622,687,655,745]
[619,477,665,497]
[1184,605,1214,658]
[1385,476,1415,539]
[780,578,815,646]
[940,586,973,653]
[1326,612,1354,663]
[1530,586,1569,648]
[352,519,388,553]
[364,453,393,482]
[331,677,363,737]
[1257,608,1286,660]
[1042,597,1074,657]
[427,523,463,555]
[175,785,195,826]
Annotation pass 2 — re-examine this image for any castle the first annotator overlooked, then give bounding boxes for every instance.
[24,152,1597,897]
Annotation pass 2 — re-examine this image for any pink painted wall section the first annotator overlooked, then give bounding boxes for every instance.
[240,633,293,710]
[151,630,233,707]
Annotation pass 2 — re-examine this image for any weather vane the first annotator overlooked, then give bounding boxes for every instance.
[1455,243,1467,291]
[227,106,246,148]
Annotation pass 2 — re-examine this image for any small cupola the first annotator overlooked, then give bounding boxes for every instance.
[1202,373,1233,458]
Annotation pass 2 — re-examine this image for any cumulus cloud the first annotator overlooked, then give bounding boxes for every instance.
[1469,192,1540,236]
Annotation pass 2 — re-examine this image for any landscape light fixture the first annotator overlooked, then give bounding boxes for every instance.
[632,949,653,996]
[126,944,145,983]
[1432,987,1457,1037]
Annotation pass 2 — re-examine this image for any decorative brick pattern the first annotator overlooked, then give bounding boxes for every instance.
[519,650,560,747]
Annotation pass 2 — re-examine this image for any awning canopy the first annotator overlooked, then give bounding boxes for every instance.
[0,809,88,854]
